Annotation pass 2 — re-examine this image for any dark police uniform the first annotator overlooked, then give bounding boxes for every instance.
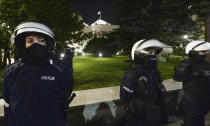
[120,65,166,126]
[174,60,210,126]
[3,59,73,126]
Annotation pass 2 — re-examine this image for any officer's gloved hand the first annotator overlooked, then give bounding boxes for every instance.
[173,60,190,82]
[174,60,190,74]
[51,48,61,60]
[63,47,74,67]
[65,47,74,60]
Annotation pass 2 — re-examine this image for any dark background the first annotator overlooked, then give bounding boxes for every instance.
[71,0,113,25]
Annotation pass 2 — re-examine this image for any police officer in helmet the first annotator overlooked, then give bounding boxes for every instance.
[3,22,73,126]
[120,39,168,126]
[174,40,210,126]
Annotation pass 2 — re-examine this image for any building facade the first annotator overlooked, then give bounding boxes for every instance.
[71,19,119,54]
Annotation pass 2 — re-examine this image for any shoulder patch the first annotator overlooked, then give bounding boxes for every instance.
[123,86,134,93]
[139,76,148,82]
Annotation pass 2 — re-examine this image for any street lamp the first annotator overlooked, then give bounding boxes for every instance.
[98,53,103,57]
[183,35,188,39]
[60,53,65,58]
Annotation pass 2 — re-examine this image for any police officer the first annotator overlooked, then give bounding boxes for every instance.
[3,22,73,126]
[173,41,210,126]
[120,39,167,126]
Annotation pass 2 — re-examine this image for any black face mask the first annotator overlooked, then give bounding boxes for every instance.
[23,43,50,65]
[144,55,158,70]
[190,54,207,64]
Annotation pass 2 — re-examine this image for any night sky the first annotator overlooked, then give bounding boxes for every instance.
[71,0,113,25]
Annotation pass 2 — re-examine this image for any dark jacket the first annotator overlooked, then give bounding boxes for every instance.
[120,65,165,122]
[3,59,73,126]
[173,60,210,96]
[120,65,164,102]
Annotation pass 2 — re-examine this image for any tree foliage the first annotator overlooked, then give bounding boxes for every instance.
[187,0,210,41]
[0,23,12,67]
[84,36,118,57]
[189,0,210,17]
[112,0,202,53]
[0,0,91,50]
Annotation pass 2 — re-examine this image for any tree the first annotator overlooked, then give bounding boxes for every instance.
[112,0,201,53]
[187,0,210,41]
[0,23,12,67]
[0,0,91,51]
[84,36,118,57]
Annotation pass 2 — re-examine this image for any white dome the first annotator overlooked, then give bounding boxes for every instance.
[91,19,110,26]
[83,22,89,26]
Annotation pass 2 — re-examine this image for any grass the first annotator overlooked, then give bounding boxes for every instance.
[0,55,182,94]
[73,55,182,90]
[73,55,130,90]
[158,55,181,80]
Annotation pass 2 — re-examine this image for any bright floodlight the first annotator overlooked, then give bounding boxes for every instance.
[99,53,103,57]
[184,35,188,39]
[116,52,119,55]
[60,53,65,58]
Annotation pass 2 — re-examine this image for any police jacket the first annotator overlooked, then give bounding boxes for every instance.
[120,64,166,123]
[173,60,210,96]
[3,59,73,126]
[120,64,165,103]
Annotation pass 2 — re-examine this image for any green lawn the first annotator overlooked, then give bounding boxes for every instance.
[0,55,182,93]
[73,55,181,90]
[158,55,181,80]
[73,55,130,90]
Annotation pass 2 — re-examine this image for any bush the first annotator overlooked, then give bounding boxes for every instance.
[173,48,184,56]
[84,36,118,57]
